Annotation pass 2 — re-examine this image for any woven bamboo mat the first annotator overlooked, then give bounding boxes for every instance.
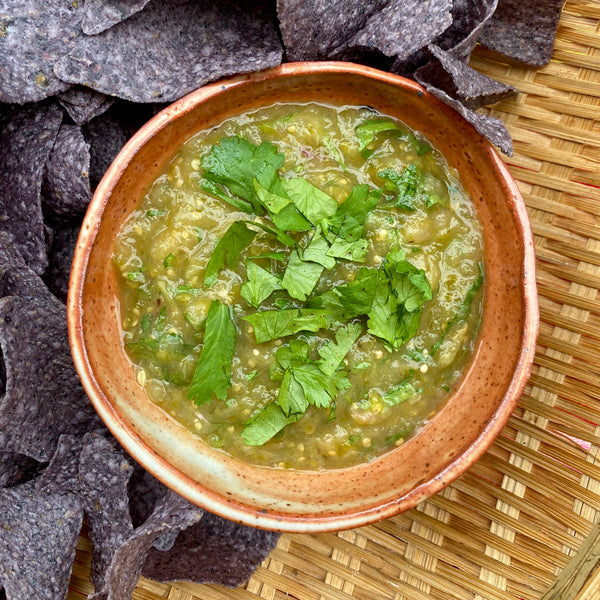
[68,2,600,598]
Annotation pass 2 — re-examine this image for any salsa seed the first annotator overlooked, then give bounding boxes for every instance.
[194,421,203,431]
[374,350,383,360]
[136,369,146,386]
[327,450,337,457]
[286,125,296,133]
[376,228,388,241]
[247,359,256,368]
[190,158,201,171]
[227,425,235,434]
[395,438,405,446]
[252,349,260,356]
[420,364,429,373]
[362,437,371,447]
[297,443,304,452]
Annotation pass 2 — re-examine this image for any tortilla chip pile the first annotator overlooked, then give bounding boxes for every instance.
[0,0,563,597]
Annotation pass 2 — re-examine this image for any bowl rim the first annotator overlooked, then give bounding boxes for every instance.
[67,61,539,533]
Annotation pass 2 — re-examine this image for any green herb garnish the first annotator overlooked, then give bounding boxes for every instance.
[204,221,256,287]
[188,300,236,405]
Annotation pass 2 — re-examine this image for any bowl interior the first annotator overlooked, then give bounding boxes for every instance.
[68,62,537,533]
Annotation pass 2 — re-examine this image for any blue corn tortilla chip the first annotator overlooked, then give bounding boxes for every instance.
[0,482,83,599]
[0,0,83,103]
[0,292,101,461]
[42,124,92,223]
[418,82,513,155]
[0,101,63,274]
[0,231,50,300]
[276,0,389,61]
[54,0,283,103]
[78,434,203,598]
[82,106,132,190]
[340,0,452,60]
[434,0,499,61]
[142,511,280,588]
[82,0,152,35]
[78,432,135,595]
[35,435,83,496]
[0,452,44,489]
[479,0,565,66]
[58,87,115,125]
[417,45,518,110]
[90,490,202,599]
[43,224,80,303]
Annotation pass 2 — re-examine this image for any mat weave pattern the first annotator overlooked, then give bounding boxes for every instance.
[68,2,600,598]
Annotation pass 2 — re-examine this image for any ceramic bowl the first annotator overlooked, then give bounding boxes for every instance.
[67,62,538,533]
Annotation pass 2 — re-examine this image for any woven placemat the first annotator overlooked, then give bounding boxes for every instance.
[68,2,600,598]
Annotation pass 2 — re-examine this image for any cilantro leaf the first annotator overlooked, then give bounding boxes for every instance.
[378,165,418,211]
[292,363,343,408]
[274,339,310,371]
[201,179,254,213]
[276,343,350,416]
[328,185,381,230]
[383,247,433,312]
[366,250,432,350]
[204,221,256,287]
[188,301,236,405]
[309,267,381,323]
[277,368,309,416]
[367,283,401,347]
[302,227,336,269]
[327,234,368,263]
[242,333,354,446]
[240,260,283,307]
[243,308,330,343]
[324,186,380,262]
[271,202,314,233]
[281,177,338,226]
[317,322,363,376]
[355,118,401,157]
[241,402,301,446]
[281,249,323,301]
[201,136,284,213]
[253,179,290,214]
[248,251,287,261]
[250,221,297,248]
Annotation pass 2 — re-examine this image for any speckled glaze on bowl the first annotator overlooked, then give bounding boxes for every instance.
[67,62,538,533]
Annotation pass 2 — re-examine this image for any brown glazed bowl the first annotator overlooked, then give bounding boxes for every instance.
[68,62,538,533]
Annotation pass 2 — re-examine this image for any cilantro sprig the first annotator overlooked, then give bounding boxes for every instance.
[188,300,236,405]
[242,339,352,445]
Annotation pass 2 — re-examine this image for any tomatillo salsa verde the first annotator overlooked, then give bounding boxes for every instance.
[113,103,484,470]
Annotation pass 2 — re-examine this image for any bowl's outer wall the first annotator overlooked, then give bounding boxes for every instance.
[69,63,538,532]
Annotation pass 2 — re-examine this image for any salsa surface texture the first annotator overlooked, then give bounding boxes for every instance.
[114,102,484,470]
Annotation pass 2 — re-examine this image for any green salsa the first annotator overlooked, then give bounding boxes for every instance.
[114,102,484,470]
